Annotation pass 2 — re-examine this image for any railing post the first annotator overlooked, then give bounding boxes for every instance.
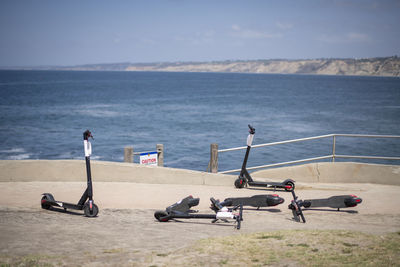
[332,135,336,162]
[124,146,133,163]
[210,143,218,173]
[157,144,164,167]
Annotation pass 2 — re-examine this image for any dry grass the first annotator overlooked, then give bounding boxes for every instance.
[1,230,399,266]
[152,230,400,266]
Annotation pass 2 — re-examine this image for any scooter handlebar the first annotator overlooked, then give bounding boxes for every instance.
[248,124,255,135]
[83,130,94,141]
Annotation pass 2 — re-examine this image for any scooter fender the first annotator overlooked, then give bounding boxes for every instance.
[41,193,55,202]
[282,178,295,184]
[344,195,363,207]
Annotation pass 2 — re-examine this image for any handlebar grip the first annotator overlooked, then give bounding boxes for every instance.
[83,130,93,140]
[248,125,255,134]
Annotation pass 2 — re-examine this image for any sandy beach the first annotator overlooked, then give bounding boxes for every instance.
[1,178,399,266]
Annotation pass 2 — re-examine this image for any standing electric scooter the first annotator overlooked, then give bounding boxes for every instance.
[234,125,295,191]
[40,130,99,217]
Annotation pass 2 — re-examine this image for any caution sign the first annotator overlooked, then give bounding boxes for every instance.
[139,151,158,166]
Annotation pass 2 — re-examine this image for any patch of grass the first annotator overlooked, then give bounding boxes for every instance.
[154,230,400,266]
[102,248,123,254]
[218,258,228,265]
[0,254,55,267]
[342,242,359,247]
[297,243,309,248]
[342,248,353,254]
[257,234,284,240]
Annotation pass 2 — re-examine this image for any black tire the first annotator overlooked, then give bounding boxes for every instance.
[41,195,51,210]
[284,181,295,192]
[84,202,99,217]
[234,178,246,188]
[154,210,170,222]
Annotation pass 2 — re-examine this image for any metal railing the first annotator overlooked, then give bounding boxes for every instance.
[217,134,400,174]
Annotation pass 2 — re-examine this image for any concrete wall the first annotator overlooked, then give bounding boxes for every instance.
[252,162,400,186]
[0,160,399,186]
[0,160,236,186]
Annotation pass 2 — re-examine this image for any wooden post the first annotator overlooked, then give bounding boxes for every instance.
[124,147,133,163]
[210,143,218,173]
[156,144,164,167]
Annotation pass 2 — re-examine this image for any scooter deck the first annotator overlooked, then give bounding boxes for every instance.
[41,193,84,210]
[222,194,284,208]
[303,195,362,209]
[247,181,293,190]
[42,200,83,210]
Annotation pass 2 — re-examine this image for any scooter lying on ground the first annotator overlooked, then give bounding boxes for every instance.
[40,130,99,217]
[288,190,362,223]
[234,125,295,191]
[154,196,243,229]
[221,194,284,209]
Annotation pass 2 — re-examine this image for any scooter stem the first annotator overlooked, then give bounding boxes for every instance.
[83,130,93,200]
[241,125,255,172]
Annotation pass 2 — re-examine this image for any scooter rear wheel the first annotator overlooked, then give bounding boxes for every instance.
[84,202,99,217]
[234,178,246,188]
[154,210,170,222]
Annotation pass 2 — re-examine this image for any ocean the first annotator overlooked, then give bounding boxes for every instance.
[0,70,399,172]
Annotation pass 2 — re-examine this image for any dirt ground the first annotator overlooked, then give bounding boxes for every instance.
[0,181,399,266]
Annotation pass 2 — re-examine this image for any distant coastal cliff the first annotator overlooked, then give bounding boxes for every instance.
[125,57,400,77]
[16,56,400,77]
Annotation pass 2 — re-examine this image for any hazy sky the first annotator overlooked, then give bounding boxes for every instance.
[1,0,399,67]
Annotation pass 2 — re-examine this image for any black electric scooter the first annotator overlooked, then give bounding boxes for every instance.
[234,125,295,191]
[288,190,362,223]
[40,130,99,217]
[154,195,243,229]
[221,194,284,209]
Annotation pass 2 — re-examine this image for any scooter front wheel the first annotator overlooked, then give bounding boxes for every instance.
[284,181,295,192]
[41,195,51,210]
[84,202,99,217]
[234,178,246,188]
[154,210,170,222]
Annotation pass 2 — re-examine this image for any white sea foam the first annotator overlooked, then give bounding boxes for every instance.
[8,154,31,160]
[74,104,121,118]
[0,148,26,153]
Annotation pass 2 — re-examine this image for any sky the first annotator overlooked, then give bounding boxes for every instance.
[0,0,399,67]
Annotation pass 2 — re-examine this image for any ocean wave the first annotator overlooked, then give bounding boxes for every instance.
[0,148,26,153]
[7,153,31,160]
